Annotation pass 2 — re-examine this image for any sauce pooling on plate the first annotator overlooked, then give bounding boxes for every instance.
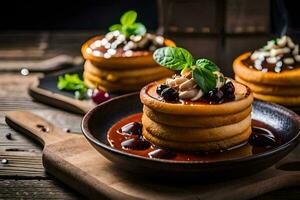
[107,113,281,162]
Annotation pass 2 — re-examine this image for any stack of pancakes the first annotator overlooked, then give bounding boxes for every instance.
[234,52,300,108]
[81,36,174,92]
[140,80,253,152]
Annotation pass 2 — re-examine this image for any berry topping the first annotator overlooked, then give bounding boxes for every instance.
[92,89,111,104]
[161,87,179,102]
[221,81,235,100]
[148,149,176,159]
[118,122,142,136]
[205,88,224,104]
[156,84,169,95]
[121,138,151,150]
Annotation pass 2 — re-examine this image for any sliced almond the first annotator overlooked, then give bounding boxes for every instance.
[287,36,295,48]
[179,79,196,91]
[294,55,300,62]
[191,90,204,101]
[283,57,294,65]
[293,45,299,55]
[174,77,188,85]
[179,89,198,99]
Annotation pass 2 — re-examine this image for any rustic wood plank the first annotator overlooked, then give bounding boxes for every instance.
[0,73,43,98]
[0,179,83,199]
[0,109,82,178]
[0,151,45,178]
[0,36,86,199]
[0,31,95,72]
[0,72,83,180]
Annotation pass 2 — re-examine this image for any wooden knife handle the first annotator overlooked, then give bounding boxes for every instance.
[5,111,70,146]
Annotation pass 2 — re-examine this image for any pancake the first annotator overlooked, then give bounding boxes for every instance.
[235,75,300,96]
[82,36,176,69]
[253,93,300,106]
[83,72,146,88]
[84,78,97,89]
[233,52,300,86]
[142,114,251,142]
[140,80,253,116]
[143,105,252,128]
[142,126,252,151]
[84,60,173,80]
[84,61,173,84]
[84,76,143,92]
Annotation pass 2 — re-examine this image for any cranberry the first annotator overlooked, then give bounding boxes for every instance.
[92,89,111,104]
[161,87,179,102]
[121,138,151,150]
[156,84,169,95]
[118,122,142,136]
[205,88,224,104]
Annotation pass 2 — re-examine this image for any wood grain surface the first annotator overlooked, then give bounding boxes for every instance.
[0,32,93,72]
[4,110,300,200]
[0,31,299,200]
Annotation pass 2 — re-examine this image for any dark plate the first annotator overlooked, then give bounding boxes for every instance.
[38,67,83,98]
[82,93,300,177]
[28,66,120,114]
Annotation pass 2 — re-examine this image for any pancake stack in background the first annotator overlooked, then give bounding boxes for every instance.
[233,35,300,109]
[81,32,175,93]
[81,10,175,93]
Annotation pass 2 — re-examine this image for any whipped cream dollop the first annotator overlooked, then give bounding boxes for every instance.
[165,71,225,101]
[86,31,165,58]
[248,35,300,72]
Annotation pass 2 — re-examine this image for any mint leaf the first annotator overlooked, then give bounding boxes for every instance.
[128,23,146,36]
[120,10,137,26]
[57,74,88,100]
[108,10,146,37]
[109,24,122,32]
[153,47,194,70]
[192,68,216,93]
[196,58,219,72]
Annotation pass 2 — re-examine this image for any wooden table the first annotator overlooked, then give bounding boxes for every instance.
[0,32,299,200]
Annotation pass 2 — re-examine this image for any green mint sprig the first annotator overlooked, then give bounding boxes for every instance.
[153,47,220,93]
[57,74,88,100]
[109,10,146,37]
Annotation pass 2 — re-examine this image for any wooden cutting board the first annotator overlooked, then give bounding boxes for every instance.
[5,111,300,200]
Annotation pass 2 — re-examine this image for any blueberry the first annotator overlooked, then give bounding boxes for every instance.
[156,84,169,95]
[161,87,179,102]
[205,88,224,104]
[118,122,142,136]
[121,138,151,150]
[148,149,176,159]
[221,82,235,96]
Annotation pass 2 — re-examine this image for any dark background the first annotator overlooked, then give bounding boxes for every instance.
[0,0,158,30]
[0,0,299,32]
